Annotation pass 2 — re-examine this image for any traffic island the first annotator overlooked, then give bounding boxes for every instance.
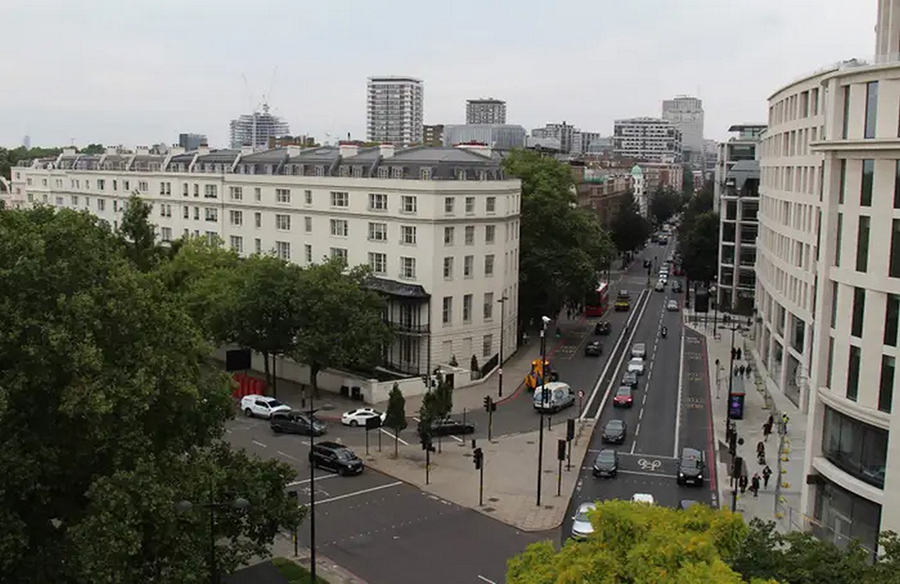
[365,419,596,532]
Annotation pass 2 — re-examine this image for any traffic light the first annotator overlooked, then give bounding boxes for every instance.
[566,419,575,441]
[728,431,737,455]
[484,395,492,412]
[421,434,434,452]
[732,456,744,479]
[542,386,550,404]
[473,447,483,470]
[557,439,567,461]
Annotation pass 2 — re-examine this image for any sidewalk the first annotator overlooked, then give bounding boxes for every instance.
[684,311,807,532]
[366,417,596,532]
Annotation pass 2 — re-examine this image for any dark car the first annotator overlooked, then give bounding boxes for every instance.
[613,386,634,408]
[622,371,638,388]
[309,442,364,476]
[677,447,705,486]
[594,321,611,335]
[270,411,326,436]
[431,417,476,436]
[601,419,627,444]
[592,449,619,478]
[672,281,683,293]
[585,340,603,356]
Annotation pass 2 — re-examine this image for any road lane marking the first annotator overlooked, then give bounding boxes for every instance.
[477,576,498,584]
[630,441,638,454]
[639,409,643,420]
[674,327,686,458]
[317,481,403,504]
[252,440,267,448]
[618,469,678,479]
[637,458,662,471]
[286,473,340,487]
[277,450,299,461]
[380,428,410,445]
[448,434,464,443]
[412,416,421,422]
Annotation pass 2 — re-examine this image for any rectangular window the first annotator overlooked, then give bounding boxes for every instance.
[182,183,188,197]
[229,235,243,254]
[442,297,453,325]
[330,247,348,262]
[444,226,454,246]
[465,226,475,245]
[880,355,895,413]
[368,252,386,275]
[255,238,262,255]
[183,205,189,219]
[851,287,866,337]
[465,196,475,214]
[464,255,474,278]
[193,184,199,197]
[330,191,348,207]
[204,184,217,199]
[254,187,261,201]
[97,179,106,191]
[139,181,149,193]
[276,188,291,203]
[444,197,455,214]
[484,254,495,276]
[485,225,496,244]
[276,214,291,231]
[483,292,494,320]
[826,337,834,388]
[886,294,900,346]
[856,216,870,272]
[835,213,843,267]
[482,334,493,358]
[369,193,387,210]
[839,159,846,204]
[204,208,218,222]
[401,225,416,245]
[830,282,839,329]
[443,257,453,279]
[276,241,291,261]
[401,195,417,214]
[895,161,900,209]
[304,244,312,264]
[864,81,879,139]
[230,186,243,201]
[304,190,312,205]
[486,196,496,214]
[400,257,416,279]
[304,216,312,233]
[72,195,79,206]
[841,85,850,140]
[368,222,387,241]
[330,218,348,237]
[229,210,243,226]
[463,294,473,323]
[891,219,900,277]
[160,227,172,242]
[255,212,262,228]
[847,345,861,401]
[861,159,874,206]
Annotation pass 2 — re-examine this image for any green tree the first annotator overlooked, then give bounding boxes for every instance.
[81,143,105,155]
[503,149,614,326]
[293,258,392,398]
[677,210,719,285]
[433,377,453,421]
[416,390,439,450]
[119,194,163,271]
[682,164,695,196]
[506,500,767,584]
[649,187,682,227]
[0,146,65,180]
[0,207,301,583]
[384,383,408,457]
[610,191,652,254]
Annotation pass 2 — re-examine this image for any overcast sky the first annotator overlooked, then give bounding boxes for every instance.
[0,0,877,149]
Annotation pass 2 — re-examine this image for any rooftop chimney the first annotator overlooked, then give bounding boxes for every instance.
[241,145,254,155]
[286,145,301,157]
[379,143,395,159]
[197,143,210,156]
[105,146,118,156]
[135,146,149,156]
[339,142,359,158]
[63,147,76,156]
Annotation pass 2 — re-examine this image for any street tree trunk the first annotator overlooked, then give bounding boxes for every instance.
[271,353,278,399]
[262,350,271,393]
[394,432,399,458]
[310,362,321,399]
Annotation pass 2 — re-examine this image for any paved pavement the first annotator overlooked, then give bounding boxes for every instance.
[684,314,807,531]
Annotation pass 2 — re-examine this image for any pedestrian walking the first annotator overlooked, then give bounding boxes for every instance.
[751,474,760,497]
[739,365,746,377]
[756,441,766,464]
[739,474,748,493]
[745,364,752,378]
[566,307,572,320]
[782,413,790,434]
[736,348,742,360]
[763,421,772,441]
[762,465,773,489]
[767,414,774,430]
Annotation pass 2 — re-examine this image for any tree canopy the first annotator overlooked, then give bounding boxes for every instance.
[677,179,718,285]
[503,149,614,324]
[0,207,302,583]
[610,191,652,254]
[649,186,682,227]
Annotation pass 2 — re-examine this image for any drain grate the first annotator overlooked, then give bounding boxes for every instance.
[488,497,500,502]
[543,505,555,510]
[483,507,496,513]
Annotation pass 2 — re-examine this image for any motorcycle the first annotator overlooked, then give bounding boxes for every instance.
[661,326,668,339]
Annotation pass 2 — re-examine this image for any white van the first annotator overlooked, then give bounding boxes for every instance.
[533,381,576,413]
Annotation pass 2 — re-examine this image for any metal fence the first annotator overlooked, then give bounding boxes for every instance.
[773,499,878,563]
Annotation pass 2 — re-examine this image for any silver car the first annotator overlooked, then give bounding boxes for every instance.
[631,343,646,359]
[571,502,596,539]
[627,357,646,376]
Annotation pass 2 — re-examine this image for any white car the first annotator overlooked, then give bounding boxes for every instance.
[632,493,655,505]
[241,394,291,419]
[341,407,386,428]
[570,502,596,539]
[627,358,645,376]
[667,299,680,312]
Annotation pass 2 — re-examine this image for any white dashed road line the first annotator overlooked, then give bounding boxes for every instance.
[252,440,267,448]
[277,450,299,461]
[478,576,498,584]
[317,481,403,505]
[617,469,678,480]
[286,473,340,487]
[380,428,410,446]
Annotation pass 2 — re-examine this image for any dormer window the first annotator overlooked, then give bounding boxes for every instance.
[315,166,324,177]
[378,167,389,178]
[456,169,466,180]
[420,168,432,180]
[352,166,363,178]
[391,167,404,179]
[340,166,350,177]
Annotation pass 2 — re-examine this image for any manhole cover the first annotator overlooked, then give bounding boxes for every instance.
[483,507,496,513]
[488,497,500,502]
[544,469,554,474]
[526,440,535,445]
[543,505,554,510]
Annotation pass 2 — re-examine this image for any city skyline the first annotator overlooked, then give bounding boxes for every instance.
[0,0,875,148]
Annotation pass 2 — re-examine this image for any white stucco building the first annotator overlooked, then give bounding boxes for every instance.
[757,0,900,556]
[6,143,520,387]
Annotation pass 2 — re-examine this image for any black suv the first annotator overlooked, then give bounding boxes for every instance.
[431,418,476,436]
[309,442,364,476]
[677,447,705,486]
[270,412,326,436]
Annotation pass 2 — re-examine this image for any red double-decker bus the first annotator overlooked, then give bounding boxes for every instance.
[584,282,610,317]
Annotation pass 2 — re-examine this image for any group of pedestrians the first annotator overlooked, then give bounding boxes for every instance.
[733,363,752,378]
[737,413,790,498]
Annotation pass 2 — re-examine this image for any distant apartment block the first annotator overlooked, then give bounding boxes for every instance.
[367,76,424,146]
[613,117,682,164]
[179,133,207,151]
[714,125,765,213]
[662,96,704,165]
[229,104,290,150]
[531,122,602,155]
[466,98,507,125]
[442,124,526,150]
[423,124,444,147]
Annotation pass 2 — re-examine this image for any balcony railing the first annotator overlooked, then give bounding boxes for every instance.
[387,321,431,334]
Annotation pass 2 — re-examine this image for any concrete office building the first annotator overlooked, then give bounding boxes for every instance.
[662,96,705,165]
[367,76,424,147]
[442,124,526,150]
[466,98,506,125]
[179,133,207,151]
[423,124,445,147]
[756,0,900,555]
[613,117,682,163]
[229,104,290,150]
[7,143,520,384]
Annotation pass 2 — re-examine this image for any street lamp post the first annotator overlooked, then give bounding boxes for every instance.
[300,405,321,582]
[498,296,508,397]
[176,482,249,584]
[536,315,550,506]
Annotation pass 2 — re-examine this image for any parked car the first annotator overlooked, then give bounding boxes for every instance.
[622,371,638,388]
[533,381,576,413]
[632,493,656,504]
[627,358,646,376]
[309,442,364,476]
[667,299,680,312]
[270,411,326,436]
[241,394,291,419]
[431,417,475,436]
[671,281,683,293]
[655,280,666,292]
[613,386,634,408]
[677,447,706,486]
[584,340,603,357]
[341,408,386,428]
[592,449,619,478]
[601,419,627,444]
[570,502,596,539]
[631,343,646,359]
[594,321,611,335]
